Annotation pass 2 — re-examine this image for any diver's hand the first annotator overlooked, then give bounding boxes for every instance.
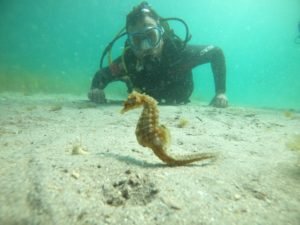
[210,93,228,108]
[88,88,107,103]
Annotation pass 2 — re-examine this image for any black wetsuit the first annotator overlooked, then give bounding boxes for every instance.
[91,38,226,104]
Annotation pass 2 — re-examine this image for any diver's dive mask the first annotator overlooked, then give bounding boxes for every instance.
[128,26,164,51]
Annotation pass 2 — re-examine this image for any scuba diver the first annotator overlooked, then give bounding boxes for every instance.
[295,21,300,44]
[88,1,228,107]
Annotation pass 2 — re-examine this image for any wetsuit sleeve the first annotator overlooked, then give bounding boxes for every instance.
[90,57,133,91]
[90,67,113,89]
[178,45,226,94]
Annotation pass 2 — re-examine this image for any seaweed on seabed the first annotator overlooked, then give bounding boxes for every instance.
[71,136,89,155]
[286,134,300,152]
[49,105,62,111]
[176,117,189,128]
[286,134,300,166]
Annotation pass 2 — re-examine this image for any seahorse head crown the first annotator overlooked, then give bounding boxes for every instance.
[121,91,146,113]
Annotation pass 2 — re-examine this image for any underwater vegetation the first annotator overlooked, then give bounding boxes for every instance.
[49,105,63,111]
[283,110,299,119]
[0,66,90,95]
[286,134,300,167]
[72,143,88,155]
[176,118,189,128]
[286,134,300,152]
[70,136,89,155]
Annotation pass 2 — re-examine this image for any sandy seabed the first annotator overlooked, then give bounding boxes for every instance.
[0,93,299,225]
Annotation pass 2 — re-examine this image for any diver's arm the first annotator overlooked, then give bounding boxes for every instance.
[180,45,228,107]
[88,68,112,103]
[90,67,113,90]
[88,57,132,103]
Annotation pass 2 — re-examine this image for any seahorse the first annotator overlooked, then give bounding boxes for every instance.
[121,91,216,166]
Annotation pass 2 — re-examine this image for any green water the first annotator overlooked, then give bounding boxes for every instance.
[0,0,299,109]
